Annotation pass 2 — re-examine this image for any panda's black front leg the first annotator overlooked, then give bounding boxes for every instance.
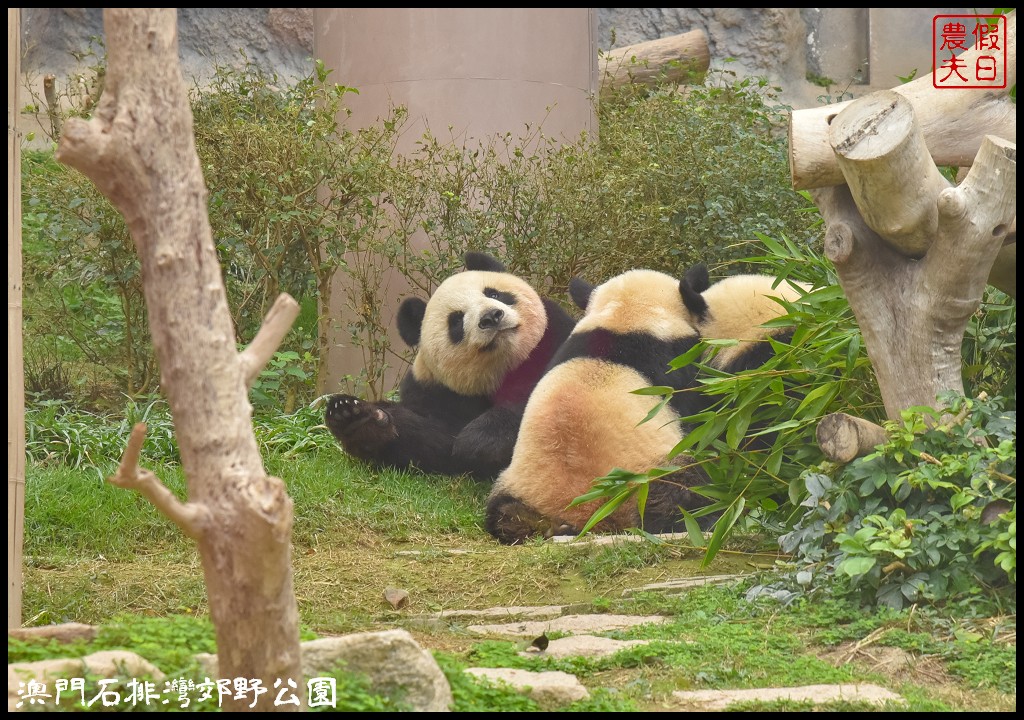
[324,393,461,474]
[451,405,524,481]
[325,395,399,461]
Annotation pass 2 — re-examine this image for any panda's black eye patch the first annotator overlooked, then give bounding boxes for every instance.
[484,287,517,306]
[447,311,465,344]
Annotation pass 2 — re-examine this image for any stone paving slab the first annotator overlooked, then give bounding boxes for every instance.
[549,532,699,545]
[465,667,589,705]
[624,574,745,595]
[435,605,567,621]
[519,634,656,659]
[671,683,904,710]
[467,613,669,638]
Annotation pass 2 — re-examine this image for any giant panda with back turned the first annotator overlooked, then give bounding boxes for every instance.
[485,263,808,544]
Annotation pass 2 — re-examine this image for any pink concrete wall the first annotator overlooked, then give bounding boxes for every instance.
[314,9,597,396]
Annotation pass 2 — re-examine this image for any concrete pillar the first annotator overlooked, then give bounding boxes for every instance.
[314,8,598,397]
[869,7,974,89]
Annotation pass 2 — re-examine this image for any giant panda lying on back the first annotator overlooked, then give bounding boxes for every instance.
[325,252,575,480]
[485,264,807,544]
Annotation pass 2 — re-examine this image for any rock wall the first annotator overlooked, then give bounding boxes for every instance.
[21,8,976,110]
[21,8,315,83]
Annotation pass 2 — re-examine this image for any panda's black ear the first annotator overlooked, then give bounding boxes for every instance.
[680,264,710,321]
[569,277,595,311]
[465,251,506,273]
[397,297,427,347]
[683,263,710,293]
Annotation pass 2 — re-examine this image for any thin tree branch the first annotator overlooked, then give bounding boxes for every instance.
[240,293,301,388]
[107,423,211,540]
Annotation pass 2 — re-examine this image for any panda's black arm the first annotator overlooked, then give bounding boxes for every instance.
[452,404,524,481]
[325,394,465,475]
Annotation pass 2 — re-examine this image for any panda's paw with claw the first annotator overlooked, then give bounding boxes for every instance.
[325,394,391,438]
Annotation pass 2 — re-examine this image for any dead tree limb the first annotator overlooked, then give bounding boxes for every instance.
[816,413,889,463]
[56,9,302,711]
[789,11,1016,191]
[107,423,212,540]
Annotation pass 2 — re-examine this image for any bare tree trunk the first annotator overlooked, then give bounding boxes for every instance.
[812,91,1016,420]
[8,7,25,630]
[56,10,302,711]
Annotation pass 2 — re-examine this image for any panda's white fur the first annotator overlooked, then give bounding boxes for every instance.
[409,269,548,397]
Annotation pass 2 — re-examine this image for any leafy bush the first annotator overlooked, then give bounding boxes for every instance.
[22,56,404,408]
[389,68,818,303]
[191,57,404,399]
[22,149,156,400]
[782,391,1015,611]
[962,286,1016,400]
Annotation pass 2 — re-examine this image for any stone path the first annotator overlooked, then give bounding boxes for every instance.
[8,575,908,712]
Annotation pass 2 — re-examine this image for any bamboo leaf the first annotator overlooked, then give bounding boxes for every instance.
[680,507,707,548]
[701,497,745,567]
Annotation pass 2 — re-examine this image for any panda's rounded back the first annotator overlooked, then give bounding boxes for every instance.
[696,274,809,372]
[493,354,685,533]
[412,269,548,397]
[486,268,704,542]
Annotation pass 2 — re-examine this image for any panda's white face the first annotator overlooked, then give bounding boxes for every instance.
[413,270,547,396]
[575,269,695,340]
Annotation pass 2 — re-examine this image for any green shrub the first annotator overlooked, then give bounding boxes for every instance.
[22,149,156,401]
[782,391,1015,611]
[388,68,818,306]
[22,56,404,408]
[191,57,405,400]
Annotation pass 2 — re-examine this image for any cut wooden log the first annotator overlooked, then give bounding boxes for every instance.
[829,91,952,257]
[789,12,1016,191]
[600,30,710,93]
[816,412,889,463]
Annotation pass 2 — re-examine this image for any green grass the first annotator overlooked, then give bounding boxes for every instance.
[16,452,1017,712]
[24,451,490,563]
